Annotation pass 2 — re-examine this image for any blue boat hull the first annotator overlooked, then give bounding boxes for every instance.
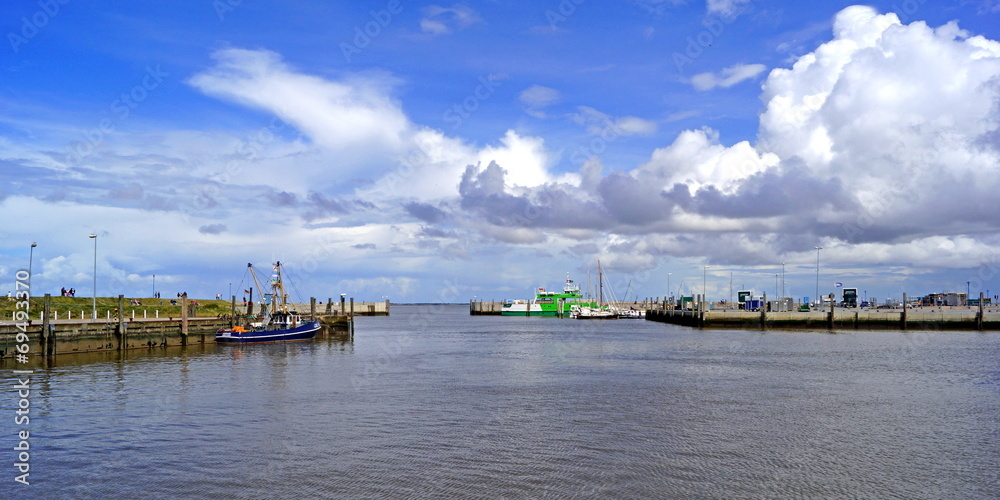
[216,321,321,344]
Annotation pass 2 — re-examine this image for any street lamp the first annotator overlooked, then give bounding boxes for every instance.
[967,281,971,308]
[775,273,779,300]
[28,242,37,306]
[89,233,97,319]
[814,246,823,306]
[781,262,785,299]
[703,265,709,303]
[667,273,672,305]
[29,242,37,279]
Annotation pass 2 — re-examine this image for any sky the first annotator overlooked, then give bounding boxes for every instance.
[2,0,1000,303]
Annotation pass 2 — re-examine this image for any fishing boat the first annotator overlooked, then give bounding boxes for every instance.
[501,273,598,316]
[216,261,321,344]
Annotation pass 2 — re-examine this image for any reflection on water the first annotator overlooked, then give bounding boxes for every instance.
[0,305,997,499]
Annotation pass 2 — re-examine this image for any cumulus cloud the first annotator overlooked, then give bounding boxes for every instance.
[690,63,767,91]
[445,5,1000,271]
[420,4,481,35]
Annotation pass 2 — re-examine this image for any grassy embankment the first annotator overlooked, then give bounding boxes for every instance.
[0,296,235,320]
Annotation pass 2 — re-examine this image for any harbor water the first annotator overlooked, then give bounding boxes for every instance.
[2,305,998,498]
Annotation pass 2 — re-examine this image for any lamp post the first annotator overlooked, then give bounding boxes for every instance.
[29,242,37,281]
[781,262,785,299]
[775,273,779,300]
[28,242,37,306]
[967,281,971,308]
[153,274,156,298]
[814,246,822,306]
[667,273,672,305]
[703,265,709,303]
[89,233,97,319]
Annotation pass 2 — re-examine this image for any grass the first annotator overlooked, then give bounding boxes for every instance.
[1,295,238,321]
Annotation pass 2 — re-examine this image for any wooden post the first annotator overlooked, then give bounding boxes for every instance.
[828,293,835,329]
[230,295,236,328]
[902,292,907,331]
[41,294,52,357]
[118,294,126,350]
[349,297,355,338]
[310,297,317,320]
[340,295,346,317]
[326,298,333,314]
[180,295,189,346]
[978,292,984,330]
[385,298,390,316]
[760,292,767,330]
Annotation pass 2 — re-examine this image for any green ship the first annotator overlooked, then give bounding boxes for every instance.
[501,274,598,316]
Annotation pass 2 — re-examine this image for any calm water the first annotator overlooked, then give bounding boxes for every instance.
[2,305,999,499]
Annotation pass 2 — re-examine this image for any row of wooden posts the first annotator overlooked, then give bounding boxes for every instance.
[32,294,359,358]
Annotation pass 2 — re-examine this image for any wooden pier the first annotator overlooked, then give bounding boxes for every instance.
[646,304,1000,331]
[0,294,375,360]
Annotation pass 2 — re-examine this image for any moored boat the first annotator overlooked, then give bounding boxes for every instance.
[574,260,619,320]
[216,261,321,344]
[501,274,598,316]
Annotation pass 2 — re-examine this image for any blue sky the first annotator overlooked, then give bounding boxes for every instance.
[2,0,1000,303]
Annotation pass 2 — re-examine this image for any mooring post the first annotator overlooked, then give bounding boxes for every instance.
[326,298,333,314]
[41,293,52,357]
[698,294,705,328]
[340,295,346,317]
[385,298,390,315]
[760,292,767,330]
[902,292,908,331]
[230,295,236,328]
[978,292,984,330]
[349,297,355,338]
[180,295,189,346]
[310,297,317,320]
[118,294,126,350]
[828,293,835,329]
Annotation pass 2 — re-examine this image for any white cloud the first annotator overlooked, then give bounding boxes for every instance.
[476,130,553,188]
[570,106,658,136]
[188,48,410,154]
[518,85,561,118]
[706,0,750,18]
[420,4,481,36]
[690,63,767,91]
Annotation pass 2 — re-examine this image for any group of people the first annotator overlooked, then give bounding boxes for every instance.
[60,287,76,297]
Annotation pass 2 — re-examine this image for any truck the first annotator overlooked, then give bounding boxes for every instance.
[842,287,858,307]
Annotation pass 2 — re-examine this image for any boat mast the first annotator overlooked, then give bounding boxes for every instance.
[598,260,604,306]
[277,261,288,314]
